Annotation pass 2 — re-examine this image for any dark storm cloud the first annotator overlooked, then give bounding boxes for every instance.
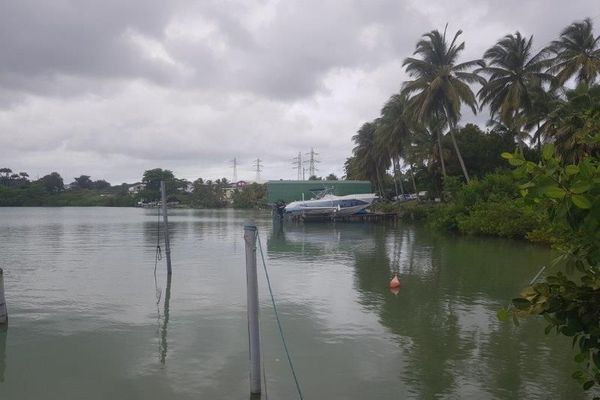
[0,0,178,95]
[0,0,430,101]
[0,0,599,183]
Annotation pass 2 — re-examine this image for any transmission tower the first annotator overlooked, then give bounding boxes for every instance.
[304,148,320,178]
[253,158,263,182]
[231,157,238,182]
[292,152,302,180]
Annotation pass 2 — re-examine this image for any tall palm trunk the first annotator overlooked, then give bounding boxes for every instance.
[537,121,542,155]
[409,166,419,201]
[375,164,384,197]
[391,156,399,197]
[448,122,470,182]
[436,132,447,178]
[395,157,405,196]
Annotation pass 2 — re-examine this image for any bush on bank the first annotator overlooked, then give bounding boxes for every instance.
[382,172,551,241]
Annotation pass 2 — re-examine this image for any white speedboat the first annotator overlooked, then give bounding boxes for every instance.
[284,192,378,218]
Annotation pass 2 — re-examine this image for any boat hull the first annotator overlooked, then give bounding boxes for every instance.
[283,193,377,219]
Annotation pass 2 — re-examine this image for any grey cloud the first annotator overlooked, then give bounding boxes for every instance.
[0,0,431,102]
[1,0,599,184]
[0,0,176,95]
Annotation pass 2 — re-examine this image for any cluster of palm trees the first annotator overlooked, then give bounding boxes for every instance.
[347,18,600,195]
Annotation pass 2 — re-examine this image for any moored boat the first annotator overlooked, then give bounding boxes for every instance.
[283,192,378,218]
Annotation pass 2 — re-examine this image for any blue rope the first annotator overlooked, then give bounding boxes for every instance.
[256,232,304,400]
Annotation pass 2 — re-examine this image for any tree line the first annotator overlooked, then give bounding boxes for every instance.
[0,167,266,208]
[346,18,600,196]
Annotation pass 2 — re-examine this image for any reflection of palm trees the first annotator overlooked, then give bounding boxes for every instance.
[351,226,584,398]
[159,275,172,365]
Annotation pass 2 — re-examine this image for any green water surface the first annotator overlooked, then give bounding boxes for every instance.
[0,207,591,399]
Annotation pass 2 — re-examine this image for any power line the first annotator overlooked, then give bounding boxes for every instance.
[291,152,302,180]
[253,158,263,183]
[231,157,238,182]
[303,148,320,178]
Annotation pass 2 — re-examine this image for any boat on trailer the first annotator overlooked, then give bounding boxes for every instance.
[283,190,378,219]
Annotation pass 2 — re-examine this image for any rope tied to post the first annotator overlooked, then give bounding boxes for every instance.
[256,230,304,400]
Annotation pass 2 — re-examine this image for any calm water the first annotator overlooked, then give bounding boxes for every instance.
[0,207,591,399]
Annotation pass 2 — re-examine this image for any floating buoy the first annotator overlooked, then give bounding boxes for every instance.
[390,287,400,296]
[389,275,401,289]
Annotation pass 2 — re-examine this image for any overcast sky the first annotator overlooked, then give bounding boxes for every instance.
[1,0,598,184]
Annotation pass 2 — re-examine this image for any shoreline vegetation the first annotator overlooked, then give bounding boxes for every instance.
[0,168,268,209]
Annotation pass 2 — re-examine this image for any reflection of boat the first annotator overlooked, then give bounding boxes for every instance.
[284,191,377,218]
[268,222,378,258]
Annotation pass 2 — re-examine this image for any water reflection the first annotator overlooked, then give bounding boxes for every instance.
[0,326,6,382]
[0,208,591,399]
[159,275,172,365]
[267,222,376,260]
[349,226,586,399]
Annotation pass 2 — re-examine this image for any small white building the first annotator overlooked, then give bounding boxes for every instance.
[128,183,146,195]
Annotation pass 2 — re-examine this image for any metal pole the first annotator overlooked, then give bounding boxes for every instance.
[244,224,261,395]
[160,274,172,364]
[0,268,7,325]
[160,181,172,275]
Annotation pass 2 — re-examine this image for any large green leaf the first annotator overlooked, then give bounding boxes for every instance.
[508,158,524,166]
[571,194,592,209]
[542,143,555,160]
[565,165,579,175]
[544,186,566,199]
[570,182,591,194]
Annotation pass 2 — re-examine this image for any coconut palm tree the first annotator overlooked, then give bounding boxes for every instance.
[548,18,600,86]
[402,27,485,182]
[523,82,561,152]
[541,83,600,163]
[375,93,412,196]
[352,121,389,195]
[478,32,553,142]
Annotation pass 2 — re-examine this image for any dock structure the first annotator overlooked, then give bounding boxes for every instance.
[332,212,398,222]
[285,212,397,223]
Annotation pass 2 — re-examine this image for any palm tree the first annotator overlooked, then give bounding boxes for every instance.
[352,121,389,195]
[548,18,600,86]
[375,93,412,196]
[541,83,600,163]
[402,27,485,182]
[523,83,561,153]
[478,32,553,142]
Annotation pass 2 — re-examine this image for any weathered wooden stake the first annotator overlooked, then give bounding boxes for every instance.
[160,181,172,275]
[244,224,261,395]
[0,268,7,325]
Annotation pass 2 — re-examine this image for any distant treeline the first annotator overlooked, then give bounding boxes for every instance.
[0,168,266,208]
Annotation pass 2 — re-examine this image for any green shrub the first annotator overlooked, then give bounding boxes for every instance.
[455,200,542,238]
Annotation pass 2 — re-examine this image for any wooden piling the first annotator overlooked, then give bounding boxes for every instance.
[244,224,261,395]
[0,268,7,325]
[160,181,172,275]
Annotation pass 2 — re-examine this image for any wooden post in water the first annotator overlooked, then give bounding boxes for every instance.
[160,181,172,275]
[244,224,261,395]
[0,268,7,325]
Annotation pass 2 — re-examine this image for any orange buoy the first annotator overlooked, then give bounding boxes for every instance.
[389,275,401,289]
